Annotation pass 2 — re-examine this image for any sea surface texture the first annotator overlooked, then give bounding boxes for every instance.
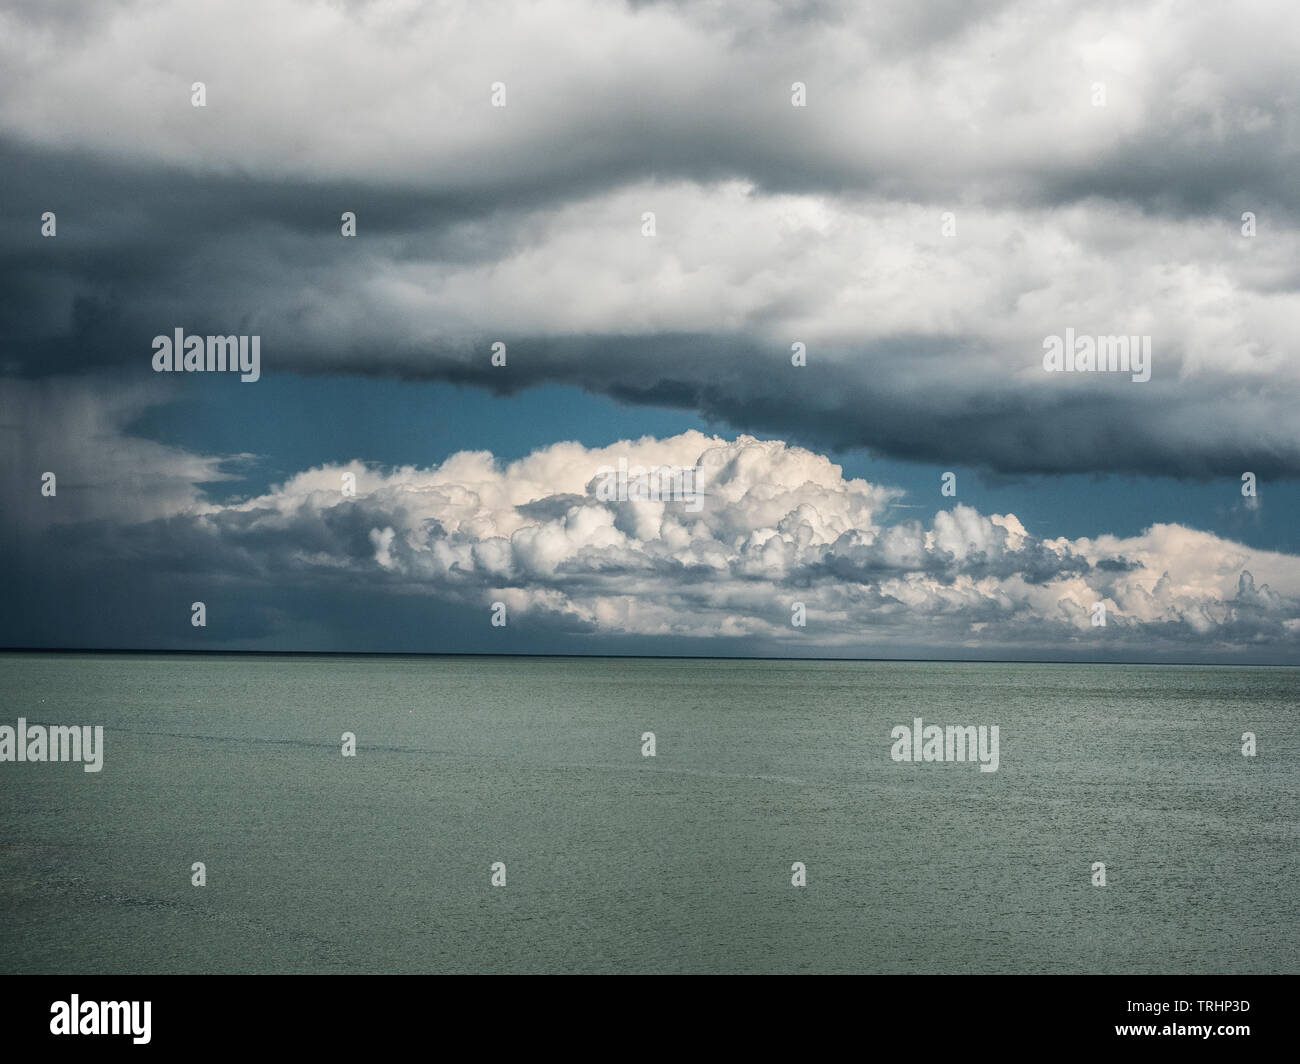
[1,654,1295,973]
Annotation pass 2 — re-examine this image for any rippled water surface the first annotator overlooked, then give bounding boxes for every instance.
[1,654,1295,973]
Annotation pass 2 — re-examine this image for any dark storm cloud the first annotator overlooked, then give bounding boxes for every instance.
[2,0,1299,481]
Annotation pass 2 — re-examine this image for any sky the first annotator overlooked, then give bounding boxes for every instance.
[1,0,1298,662]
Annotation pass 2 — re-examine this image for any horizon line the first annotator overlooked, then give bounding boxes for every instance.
[0,647,1295,667]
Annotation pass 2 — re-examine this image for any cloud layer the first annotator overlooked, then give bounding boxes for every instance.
[3,0,1298,477]
[55,429,1289,657]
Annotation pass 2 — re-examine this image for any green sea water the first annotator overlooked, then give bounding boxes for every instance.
[0,653,1296,974]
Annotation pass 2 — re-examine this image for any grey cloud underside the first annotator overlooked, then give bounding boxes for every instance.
[3,0,1300,478]
[3,144,1298,478]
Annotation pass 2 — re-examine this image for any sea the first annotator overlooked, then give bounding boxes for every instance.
[1,653,1296,974]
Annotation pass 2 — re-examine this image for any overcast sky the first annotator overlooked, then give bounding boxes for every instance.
[2,0,1297,662]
